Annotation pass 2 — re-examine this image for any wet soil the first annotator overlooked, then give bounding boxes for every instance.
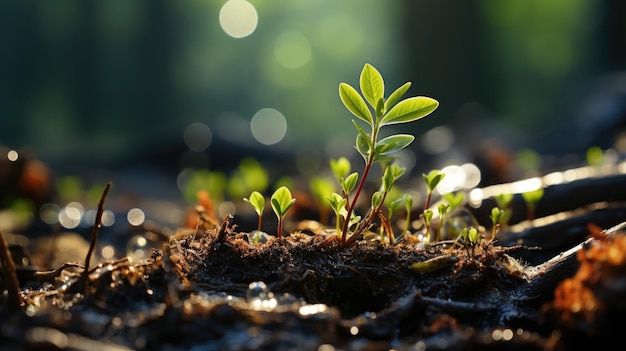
[2,170,626,350]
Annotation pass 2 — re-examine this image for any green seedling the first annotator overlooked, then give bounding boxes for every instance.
[271,186,296,238]
[493,192,513,226]
[489,207,504,241]
[244,191,265,232]
[435,203,450,243]
[328,192,348,236]
[422,170,445,210]
[457,226,480,257]
[337,63,438,243]
[403,194,413,237]
[423,209,434,244]
[586,146,604,166]
[522,188,544,222]
[309,176,336,225]
[442,191,464,212]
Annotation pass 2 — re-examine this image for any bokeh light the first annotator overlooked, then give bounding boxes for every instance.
[274,31,312,69]
[7,149,18,161]
[219,0,258,38]
[58,202,84,229]
[250,108,287,145]
[422,126,454,154]
[184,122,212,152]
[127,208,146,226]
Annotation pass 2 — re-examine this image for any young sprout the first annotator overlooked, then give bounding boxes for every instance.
[493,192,513,226]
[328,192,348,239]
[337,63,438,244]
[403,194,413,237]
[309,176,335,225]
[489,207,505,241]
[270,186,296,238]
[435,203,450,243]
[522,188,544,222]
[422,170,445,210]
[442,191,464,212]
[423,209,434,244]
[244,191,265,232]
[458,226,480,257]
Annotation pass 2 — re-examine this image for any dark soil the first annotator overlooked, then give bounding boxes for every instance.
[2,171,626,350]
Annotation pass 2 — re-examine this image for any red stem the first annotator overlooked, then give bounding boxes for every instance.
[340,160,373,242]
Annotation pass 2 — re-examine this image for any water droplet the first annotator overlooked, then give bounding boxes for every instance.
[246,281,270,301]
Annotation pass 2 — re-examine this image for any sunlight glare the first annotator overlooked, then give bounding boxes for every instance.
[7,150,18,161]
[219,0,258,39]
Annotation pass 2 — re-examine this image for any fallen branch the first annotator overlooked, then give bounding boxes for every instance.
[0,227,23,312]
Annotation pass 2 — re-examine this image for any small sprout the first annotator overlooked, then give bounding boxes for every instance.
[522,188,544,222]
[442,191,464,212]
[309,176,335,225]
[435,203,450,243]
[328,192,348,239]
[494,192,513,210]
[423,170,445,210]
[330,157,352,182]
[489,207,504,241]
[586,146,604,166]
[403,194,413,236]
[271,186,296,238]
[340,172,359,195]
[458,226,480,257]
[244,191,265,232]
[423,209,434,243]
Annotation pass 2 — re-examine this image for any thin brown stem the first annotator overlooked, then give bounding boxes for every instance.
[83,182,112,295]
[277,217,284,238]
[0,227,23,312]
[340,160,373,242]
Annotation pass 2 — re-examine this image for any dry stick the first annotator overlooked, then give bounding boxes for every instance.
[0,227,24,312]
[83,181,112,295]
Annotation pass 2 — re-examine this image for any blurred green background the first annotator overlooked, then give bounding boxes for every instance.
[1,0,625,179]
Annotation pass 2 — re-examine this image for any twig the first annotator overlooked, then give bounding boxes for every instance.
[83,182,112,295]
[211,214,233,251]
[0,227,24,312]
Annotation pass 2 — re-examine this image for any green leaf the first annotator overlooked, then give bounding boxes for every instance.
[468,227,480,244]
[243,191,265,215]
[423,170,445,192]
[423,209,433,225]
[309,177,335,205]
[384,82,411,112]
[442,191,465,211]
[438,203,449,216]
[374,134,414,156]
[271,186,296,218]
[341,172,359,194]
[381,164,405,192]
[371,191,383,209]
[490,207,504,225]
[380,96,439,126]
[522,188,544,205]
[359,64,385,109]
[339,83,373,125]
[494,193,513,209]
[329,157,351,182]
[328,192,347,215]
